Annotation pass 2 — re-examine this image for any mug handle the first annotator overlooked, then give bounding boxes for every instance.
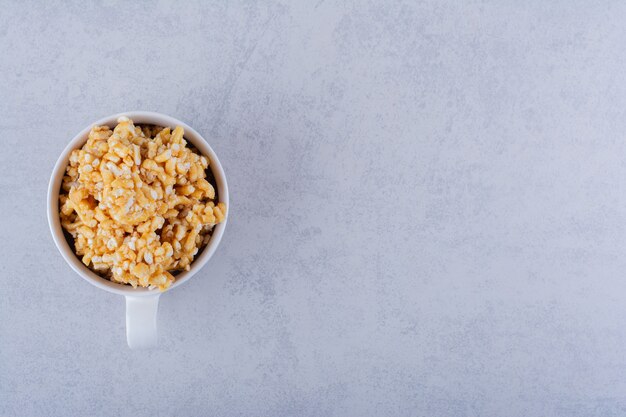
[125,295,160,349]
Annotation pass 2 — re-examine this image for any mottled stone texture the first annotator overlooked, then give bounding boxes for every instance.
[2,1,626,416]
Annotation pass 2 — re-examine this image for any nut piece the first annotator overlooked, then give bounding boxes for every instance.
[59,118,226,290]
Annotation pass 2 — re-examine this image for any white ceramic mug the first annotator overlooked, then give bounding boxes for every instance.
[47,111,229,349]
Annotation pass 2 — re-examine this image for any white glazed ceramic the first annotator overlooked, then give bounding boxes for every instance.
[47,112,229,349]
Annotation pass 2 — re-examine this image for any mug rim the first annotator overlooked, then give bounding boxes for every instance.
[47,111,229,297]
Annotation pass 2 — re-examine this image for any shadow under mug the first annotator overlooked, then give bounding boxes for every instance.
[47,111,229,349]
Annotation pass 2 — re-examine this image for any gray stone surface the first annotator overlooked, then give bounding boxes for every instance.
[2,1,626,416]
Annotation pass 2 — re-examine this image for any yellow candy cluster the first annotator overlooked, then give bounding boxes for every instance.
[59,117,226,290]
